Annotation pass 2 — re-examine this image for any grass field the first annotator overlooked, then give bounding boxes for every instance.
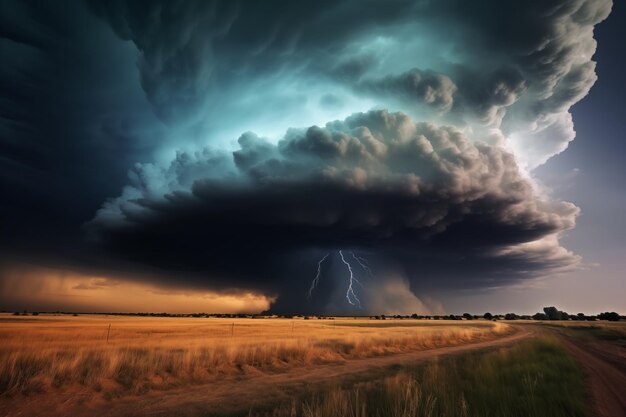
[255,336,590,417]
[542,321,626,344]
[0,314,511,398]
[3,315,621,417]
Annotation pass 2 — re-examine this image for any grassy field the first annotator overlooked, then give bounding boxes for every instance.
[0,314,511,398]
[255,336,590,417]
[542,321,626,344]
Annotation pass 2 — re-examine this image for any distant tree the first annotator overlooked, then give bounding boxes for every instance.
[543,306,563,320]
[533,312,548,320]
[483,312,493,320]
[462,313,473,320]
[411,313,419,319]
[504,313,518,320]
[598,312,620,321]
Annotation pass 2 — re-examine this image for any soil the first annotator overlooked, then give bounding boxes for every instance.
[554,329,626,417]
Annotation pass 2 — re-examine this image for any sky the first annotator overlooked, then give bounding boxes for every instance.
[1,0,624,315]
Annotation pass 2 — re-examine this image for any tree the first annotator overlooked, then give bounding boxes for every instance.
[543,306,564,320]
[504,313,518,320]
[483,312,493,320]
[532,312,547,320]
[598,312,620,321]
[462,313,473,320]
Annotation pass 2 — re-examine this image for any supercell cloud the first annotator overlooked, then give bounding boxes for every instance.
[1,0,612,313]
[87,110,579,313]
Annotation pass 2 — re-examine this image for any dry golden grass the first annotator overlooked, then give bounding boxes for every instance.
[0,314,511,398]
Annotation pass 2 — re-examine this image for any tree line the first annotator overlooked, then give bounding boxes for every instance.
[8,307,623,321]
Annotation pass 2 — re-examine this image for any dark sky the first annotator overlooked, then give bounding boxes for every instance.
[1,0,623,315]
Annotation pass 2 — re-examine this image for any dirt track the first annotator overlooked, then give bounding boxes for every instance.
[1,326,534,417]
[552,328,626,417]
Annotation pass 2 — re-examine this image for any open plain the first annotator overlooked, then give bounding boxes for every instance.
[0,313,514,416]
[2,314,623,417]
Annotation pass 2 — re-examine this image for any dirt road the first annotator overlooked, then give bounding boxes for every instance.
[551,328,626,417]
[1,326,534,417]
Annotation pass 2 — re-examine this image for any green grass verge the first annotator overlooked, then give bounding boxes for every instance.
[549,325,626,344]
[250,336,589,417]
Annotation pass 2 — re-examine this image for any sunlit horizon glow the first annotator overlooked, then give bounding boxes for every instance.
[0,264,274,314]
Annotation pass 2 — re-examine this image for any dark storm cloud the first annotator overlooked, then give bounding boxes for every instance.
[86,0,417,126]
[0,0,166,256]
[87,110,579,312]
[89,0,611,167]
[1,0,612,313]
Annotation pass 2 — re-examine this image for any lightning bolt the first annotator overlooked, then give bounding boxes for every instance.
[351,252,375,278]
[308,251,371,308]
[339,250,362,308]
[307,253,329,300]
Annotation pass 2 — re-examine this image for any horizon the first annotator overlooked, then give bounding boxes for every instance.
[3,307,622,318]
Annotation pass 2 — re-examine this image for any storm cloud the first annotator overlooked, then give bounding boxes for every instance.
[87,110,579,312]
[89,0,611,168]
[1,0,613,314]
